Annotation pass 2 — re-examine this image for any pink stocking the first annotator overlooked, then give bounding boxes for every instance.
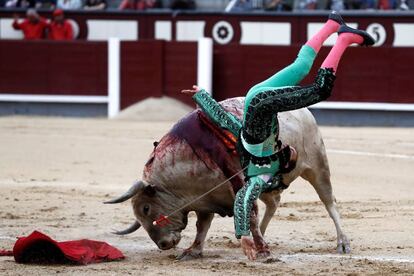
[321,33,364,73]
[305,20,341,53]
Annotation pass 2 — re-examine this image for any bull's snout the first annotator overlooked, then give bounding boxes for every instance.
[157,239,175,250]
[156,232,181,250]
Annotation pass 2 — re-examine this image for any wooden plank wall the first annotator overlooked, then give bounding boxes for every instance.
[0,40,413,109]
[0,40,107,95]
[213,45,414,104]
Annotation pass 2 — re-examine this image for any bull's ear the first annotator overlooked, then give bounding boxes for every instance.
[144,185,157,197]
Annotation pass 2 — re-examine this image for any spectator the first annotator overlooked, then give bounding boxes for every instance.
[296,0,317,9]
[5,0,35,8]
[327,0,345,10]
[84,0,106,9]
[170,0,195,9]
[227,0,254,11]
[360,0,376,8]
[119,0,160,10]
[48,9,73,40]
[345,0,363,9]
[57,0,82,9]
[264,0,293,10]
[35,0,57,9]
[12,9,48,40]
[398,0,413,9]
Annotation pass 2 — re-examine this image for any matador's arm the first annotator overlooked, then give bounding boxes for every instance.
[192,89,242,137]
[233,176,269,238]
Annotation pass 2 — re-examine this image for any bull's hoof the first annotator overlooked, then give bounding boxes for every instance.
[256,248,271,259]
[176,250,203,261]
[336,236,351,254]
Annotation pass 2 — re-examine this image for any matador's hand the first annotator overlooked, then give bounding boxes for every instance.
[241,236,257,260]
[181,85,200,96]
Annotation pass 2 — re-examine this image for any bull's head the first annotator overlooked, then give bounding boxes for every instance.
[104,180,188,250]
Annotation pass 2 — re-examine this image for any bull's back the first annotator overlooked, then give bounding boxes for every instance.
[220,97,326,182]
[158,97,325,188]
[219,97,321,148]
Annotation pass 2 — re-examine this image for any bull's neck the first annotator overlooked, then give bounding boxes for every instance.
[177,190,234,217]
[150,174,235,217]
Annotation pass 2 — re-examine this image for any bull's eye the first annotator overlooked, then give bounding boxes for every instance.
[143,205,150,216]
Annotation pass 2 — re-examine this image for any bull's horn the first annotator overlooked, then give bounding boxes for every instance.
[111,221,141,235]
[104,180,145,204]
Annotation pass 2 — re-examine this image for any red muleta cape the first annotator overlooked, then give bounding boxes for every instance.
[12,231,124,265]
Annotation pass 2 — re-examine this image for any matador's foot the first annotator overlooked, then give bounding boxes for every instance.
[328,11,345,25]
[338,25,375,46]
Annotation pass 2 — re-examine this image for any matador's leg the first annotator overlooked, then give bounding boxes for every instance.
[235,23,375,240]
[244,12,344,114]
[234,175,269,239]
[243,27,375,143]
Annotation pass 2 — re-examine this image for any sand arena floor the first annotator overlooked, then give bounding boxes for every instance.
[0,116,413,275]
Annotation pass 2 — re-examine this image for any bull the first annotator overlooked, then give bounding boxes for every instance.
[105,97,350,260]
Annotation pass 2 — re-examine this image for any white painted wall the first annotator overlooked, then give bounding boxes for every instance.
[176,21,205,41]
[240,22,291,45]
[0,19,24,39]
[87,20,138,41]
[393,23,414,47]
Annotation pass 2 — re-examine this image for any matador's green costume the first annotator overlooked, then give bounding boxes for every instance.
[191,11,374,238]
[193,45,335,238]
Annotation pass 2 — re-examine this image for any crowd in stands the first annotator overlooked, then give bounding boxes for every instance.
[229,0,413,11]
[1,0,412,11]
[3,0,107,9]
[0,0,195,10]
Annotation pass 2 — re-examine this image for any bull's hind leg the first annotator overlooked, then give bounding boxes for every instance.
[177,212,214,260]
[302,168,351,254]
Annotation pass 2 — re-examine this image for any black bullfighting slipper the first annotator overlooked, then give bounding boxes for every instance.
[338,25,375,47]
[329,11,345,25]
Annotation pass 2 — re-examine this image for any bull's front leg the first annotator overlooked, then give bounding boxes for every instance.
[250,203,271,258]
[177,212,214,260]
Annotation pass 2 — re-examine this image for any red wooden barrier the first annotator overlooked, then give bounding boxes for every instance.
[0,40,413,110]
[120,41,197,109]
[213,45,414,104]
[163,42,197,106]
[0,40,107,95]
[121,40,164,109]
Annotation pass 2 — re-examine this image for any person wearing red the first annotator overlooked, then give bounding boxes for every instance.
[118,0,158,10]
[12,9,48,40]
[48,9,73,41]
